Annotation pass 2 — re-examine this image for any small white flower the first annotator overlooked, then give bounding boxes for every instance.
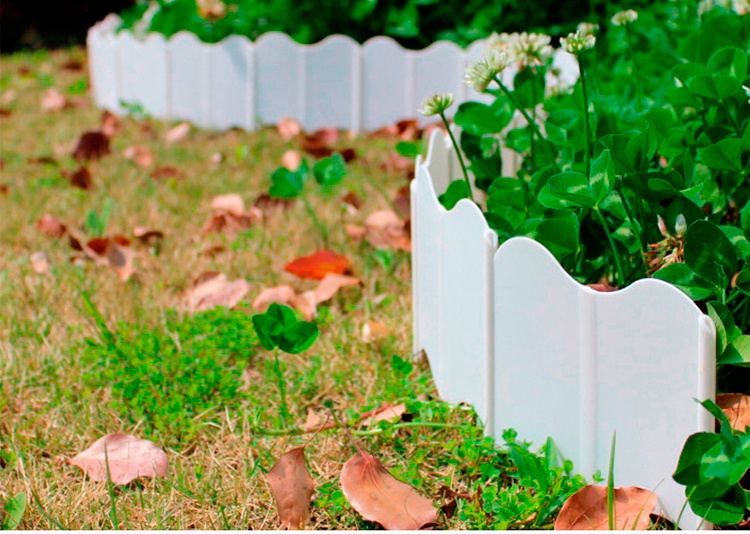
[611,9,639,26]
[464,51,511,92]
[417,93,455,117]
[577,22,600,35]
[743,85,750,105]
[674,214,687,236]
[560,30,596,55]
[514,32,554,67]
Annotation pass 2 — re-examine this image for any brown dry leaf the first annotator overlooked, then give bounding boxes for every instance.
[340,450,438,530]
[36,215,67,238]
[100,110,121,137]
[150,166,183,181]
[72,131,110,161]
[67,166,93,190]
[278,117,302,140]
[267,446,315,530]
[554,485,658,530]
[362,321,391,343]
[341,192,363,211]
[186,272,250,312]
[30,252,50,274]
[165,122,190,143]
[133,226,164,246]
[716,394,750,431]
[68,433,168,485]
[199,244,225,258]
[363,403,406,426]
[40,87,69,112]
[61,59,84,72]
[200,205,262,237]
[303,408,324,432]
[284,250,352,280]
[123,146,154,168]
[393,186,411,220]
[252,285,298,311]
[210,194,245,215]
[350,210,411,252]
[368,120,420,141]
[80,236,135,281]
[0,184,8,195]
[282,150,303,171]
[290,291,317,321]
[254,193,295,211]
[313,273,361,304]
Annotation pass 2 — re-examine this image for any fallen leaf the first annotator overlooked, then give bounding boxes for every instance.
[278,117,302,140]
[267,447,315,529]
[100,111,121,137]
[28,156,58,166]
[133,226,164,246]
[716,394,750,432]
[348,210,410,252]
[303,408,324,432]
[210,194,245,215]
[381,152,414,178]
[282,150,303,171]
[40,88,69,112]
[588,283,618,292]
[61,59,84,72]
[36,215,67,238]
[363,403,406,426]
[340,450,438,530]
[340,148,357,163]
[72,131,110,161]
[313,273,361,304]
[307,127,339,145]
[80,236,135,281]
[67,166,93,190]
[438,486,473,519]
[289,291,317,321]
[284,250,352,280]
[252,285,298,311]
[341,192,363,210]
[68,433,168,485]
[369,119,420,141]
[123,146,154,168]
[199,244,225,258]
[30,252,50,274]
[0,184,8,195]
[393,186,410,220]
[150,166,183,181]
[165,122,190,143]
[362,321,391,343]
[186,272,250,312]
[554,485,658,530]
[254,193,295,211]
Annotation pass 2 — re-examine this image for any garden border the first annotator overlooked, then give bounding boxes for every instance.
[86,15,578,132]
[410,129,717,529]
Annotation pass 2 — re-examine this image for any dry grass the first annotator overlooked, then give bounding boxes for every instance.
[0,47,584,530]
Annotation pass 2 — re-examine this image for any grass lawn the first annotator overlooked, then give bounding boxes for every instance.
[0,46,585,529]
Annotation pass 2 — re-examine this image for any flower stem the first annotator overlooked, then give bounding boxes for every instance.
[578,54,592,180]
[624,26,643,111]
[272,348,290,426]
[302,195,328,248]
[438,110,474,202]
[493,75,561,174]
[594,207,625,286]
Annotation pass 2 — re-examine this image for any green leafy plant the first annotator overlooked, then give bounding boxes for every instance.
[2,492,26,530]
[84,198,113,238]
[673,399,750,525]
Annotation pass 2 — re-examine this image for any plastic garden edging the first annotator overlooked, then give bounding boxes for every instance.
[86,15,579,132]
[410,129,717,529]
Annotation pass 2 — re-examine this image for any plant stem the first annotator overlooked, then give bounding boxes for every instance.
[493,75,561,174]
[438,110,474,202]
[624,26,643,111]
[594,208,625,287]
[272,348,290,426]
[607,432,616,530]
[301,195,328,248]
[578,54,592,179]
[616,187,648,254]
[530,67,538,168]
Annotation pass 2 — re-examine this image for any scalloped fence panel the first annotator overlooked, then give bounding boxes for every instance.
[87,15,578,131]
[411,130,717,530]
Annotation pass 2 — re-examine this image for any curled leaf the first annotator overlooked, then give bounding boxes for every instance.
[340,450,438,530]
[185,272,250,312]
[68,433,168,485]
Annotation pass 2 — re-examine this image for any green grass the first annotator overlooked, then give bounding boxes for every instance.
[0,46,588,529]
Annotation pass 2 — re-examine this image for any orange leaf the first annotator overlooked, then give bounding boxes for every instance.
[284,250,352,280]
[266,447,315,529]
[362,403,406,426]
[340,450,438,530]
[361,321,392,343]
[716,393,750,431]
[554,484,657,530]
[68,433,168,485]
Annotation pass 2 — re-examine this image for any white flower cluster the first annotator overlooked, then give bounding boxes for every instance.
[197,0,227,20]
[560,30,596,55]
[417,93,455,117]
[611,9,639,26]
[577,22,599,36]
[486,32,554,68]
[464,50,511,92]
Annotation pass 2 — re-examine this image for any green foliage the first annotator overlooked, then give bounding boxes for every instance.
[84,198,112,237]
[2,492,26,530]
[117,0,649,49]
[438,180,472,210]
[269,162,309,199]
[251,303,319,354]
[312,153,346,187]
[80,304,259,444]
[673,400,750,525]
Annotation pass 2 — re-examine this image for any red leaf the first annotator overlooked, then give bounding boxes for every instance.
[284,250,352,280]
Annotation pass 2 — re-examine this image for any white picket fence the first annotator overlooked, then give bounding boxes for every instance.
[410,130,717,529]
[86,15,578,132]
